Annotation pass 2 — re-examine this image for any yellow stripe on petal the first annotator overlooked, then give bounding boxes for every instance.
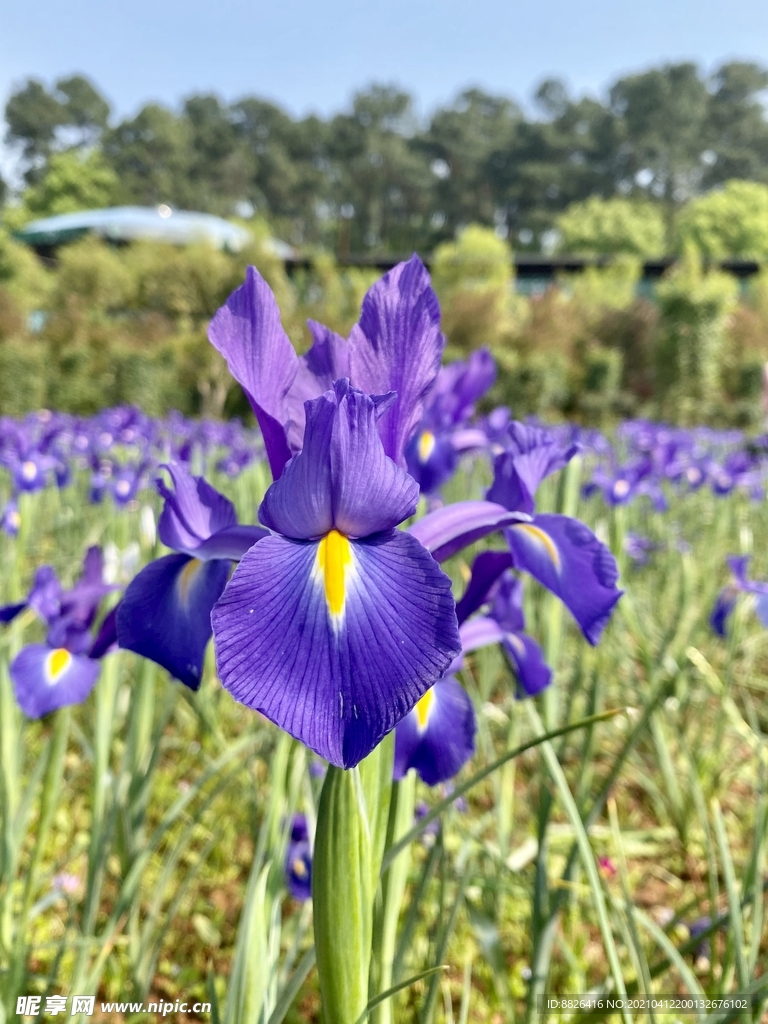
[415,687,435,732]
[45,648,72,685]
[512,523,561,571]
[417,430,436,463]
[315,530,353,622]
[177,558,202,606]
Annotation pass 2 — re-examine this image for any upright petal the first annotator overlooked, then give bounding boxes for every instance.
[349,256,444,465]
[487,424,579,515]
[212,530,460,768]
[505,514,622,645]
[117,554,231,690]
[12,645,101,718]
[157,463,238,555]
[259,382,418,540]
[208,266,298,479]
[393,676,476,786]
[284,321,351,449]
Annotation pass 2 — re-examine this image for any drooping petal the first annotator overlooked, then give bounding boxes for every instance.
[393,676,476,786]
[259,382,419,540]
[505,514,622,645]
[408,500,527,564]
[503,631,552,697]
[157,463,238,555]
[212,530,460,768]
[11,645,101,718]
[349,256,444,465]
[208,266,298,479]
[455,551,514,625]
[457,614,552,698]
[117,554,231,690]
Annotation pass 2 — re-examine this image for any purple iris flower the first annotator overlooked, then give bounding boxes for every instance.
[455,553,552,698]
[212,380,461,769]
[1,498,20,537]
[623,532,657,565]
[1,548,118,718]
[710,555,768,637]
[485,424,622,645]
[404,428,458,495]
[285,814,312,901]
[393,675,476,786]
[487,422,579,517]
[116,463,268,690]
[208,255,444,477]
[9,452,50,493]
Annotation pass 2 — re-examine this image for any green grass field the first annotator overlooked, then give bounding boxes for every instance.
[1,450,766,1023]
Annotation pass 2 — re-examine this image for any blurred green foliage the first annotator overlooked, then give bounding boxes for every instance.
[675,179,768,259]
[557,198,667,257]
[0,217,767,427]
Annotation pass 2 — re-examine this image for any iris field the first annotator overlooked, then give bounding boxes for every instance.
[0,259,767,1023]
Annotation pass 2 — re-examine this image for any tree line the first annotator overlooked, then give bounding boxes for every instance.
[3,61,768,254]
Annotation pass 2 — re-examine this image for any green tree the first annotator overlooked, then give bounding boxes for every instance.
[557,196,667,256]
[609,63,709,201]
[704,62,768,186]
[675,180,768,258]
[420,88,520,243]
[104,104,192,206]
[4,79,66,181]
[4,75,111,183]
[20,149,119,220]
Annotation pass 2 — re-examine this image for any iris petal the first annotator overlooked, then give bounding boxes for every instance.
[212,530,461,768]
[259,382,419,540]
[208,266,298,479]
[349,255,444,466]
[393,676,476,786]
[506,513,622,645]
[11,644,101,718]
[117,553,231,690]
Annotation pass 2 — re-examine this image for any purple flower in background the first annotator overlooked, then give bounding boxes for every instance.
[404,350,496,495]
[212,381,461,769]
[285,814,312,901]
[710,555,768,637]
[624,532,657,565]
[1,548,118,718]
[117,463,267,690]
[393,676,476,786]
[687,916,712,962]
[1,498,20,537]
[483,425,623,645]
[487,421,579,516]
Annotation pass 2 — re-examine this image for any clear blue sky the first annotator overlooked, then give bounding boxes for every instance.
[2,0,768,125]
